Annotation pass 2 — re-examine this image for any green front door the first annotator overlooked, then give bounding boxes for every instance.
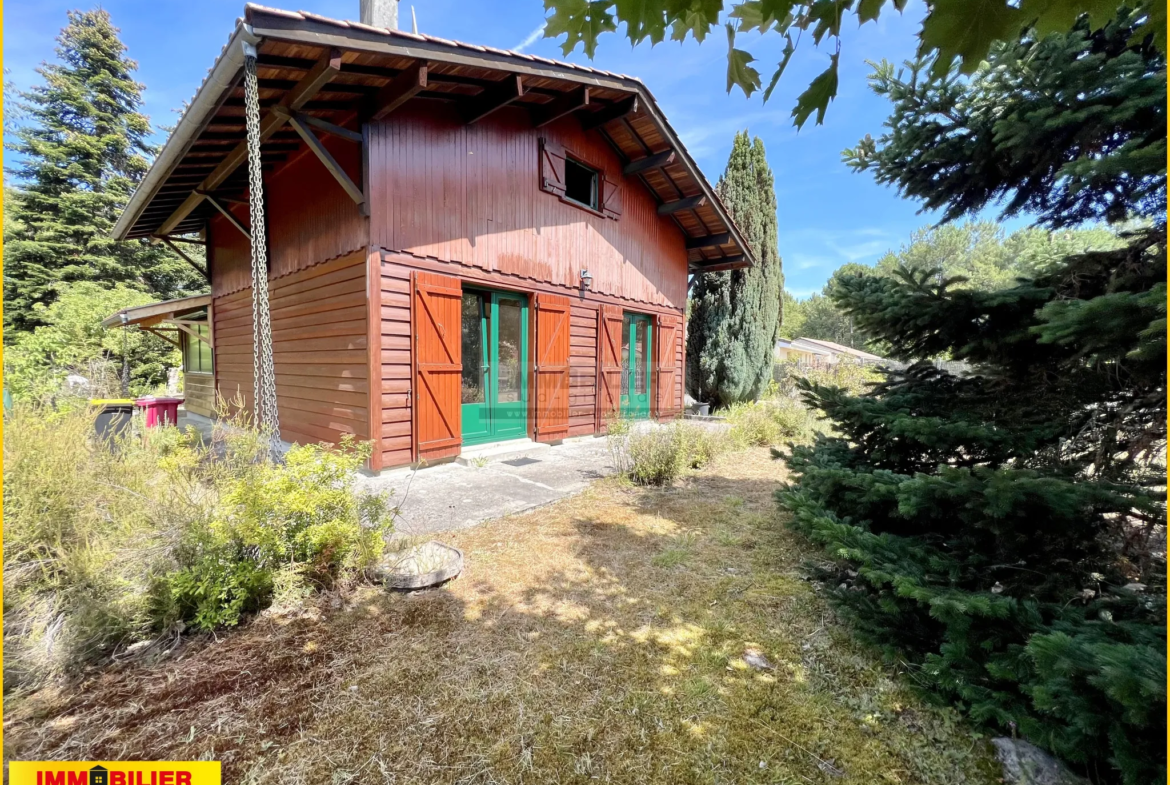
[620,313,653,419]
[461,289,529,446]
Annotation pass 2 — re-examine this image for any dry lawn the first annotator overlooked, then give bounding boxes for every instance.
[4,448,1000,784]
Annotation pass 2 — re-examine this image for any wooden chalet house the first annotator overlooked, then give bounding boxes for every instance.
[111,2,754,471]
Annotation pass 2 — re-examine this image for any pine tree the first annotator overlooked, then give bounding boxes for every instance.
[4,10,204,335]
[687,132,784,406]
[780,12,1165,785]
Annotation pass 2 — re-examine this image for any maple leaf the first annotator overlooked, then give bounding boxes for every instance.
[543,0,618,58]
[858,0,886,25]
[919,0,1021,75]
[791,52,838,128]
[725,23,763,96]
[1018,0,1125,37]
[616,0,669,45]
[762,32,796,102]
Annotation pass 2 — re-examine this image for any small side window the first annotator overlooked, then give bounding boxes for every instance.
[564,158,599,210]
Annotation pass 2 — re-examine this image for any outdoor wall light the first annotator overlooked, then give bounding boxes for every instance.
[580,269,593,291]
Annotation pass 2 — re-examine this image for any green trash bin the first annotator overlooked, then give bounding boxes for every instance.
[91,399,135,442]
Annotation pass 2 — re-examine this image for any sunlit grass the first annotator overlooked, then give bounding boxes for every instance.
[5,448,1000,784]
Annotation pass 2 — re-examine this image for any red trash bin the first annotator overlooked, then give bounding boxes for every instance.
[135,396,184,428]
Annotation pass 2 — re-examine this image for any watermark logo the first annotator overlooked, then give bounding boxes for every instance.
[9,762,221,785]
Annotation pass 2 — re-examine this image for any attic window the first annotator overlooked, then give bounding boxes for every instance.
[564,158,599,210]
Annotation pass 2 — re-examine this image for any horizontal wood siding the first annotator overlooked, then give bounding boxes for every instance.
[213,251,369,447]
[380,259,414,468]
[183,372,215,418]
[569,302,598,436]
[367,104,688,309]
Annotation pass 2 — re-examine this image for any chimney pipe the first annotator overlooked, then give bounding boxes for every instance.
[360,0,399,30]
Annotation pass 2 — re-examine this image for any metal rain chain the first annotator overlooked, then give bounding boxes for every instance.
[242,43,282,458]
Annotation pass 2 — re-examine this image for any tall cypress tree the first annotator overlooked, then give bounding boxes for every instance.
[687,131,784,406]
[4,10,204,334]
[783,12,1165,784]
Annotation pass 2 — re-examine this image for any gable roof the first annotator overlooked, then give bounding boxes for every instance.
[113,4,754,272]
[796,338,885,362]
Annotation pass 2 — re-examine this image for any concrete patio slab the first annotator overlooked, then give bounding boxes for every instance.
[358,436,616,537]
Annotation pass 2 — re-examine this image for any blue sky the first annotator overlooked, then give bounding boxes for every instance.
[3,0,1015,297]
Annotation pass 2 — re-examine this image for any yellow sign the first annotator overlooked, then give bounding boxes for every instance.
[8,762,221,785]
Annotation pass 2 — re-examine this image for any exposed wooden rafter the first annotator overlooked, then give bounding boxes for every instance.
[658,195,706,215]
[200,192,251,240]
[368,60,427,121]
[462,75,525,124]
[288,110,362,142]
[531,86,589,128]
[685,232,730,250]
[155,48,343,237]
[285,112,367,212]
[155,235,210,282]
[691,255,746,273]
[624,148,675,176]
[143,326,181,348]
[580,96,638,130]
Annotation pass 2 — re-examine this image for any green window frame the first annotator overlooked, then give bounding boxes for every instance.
[182,325,213,374]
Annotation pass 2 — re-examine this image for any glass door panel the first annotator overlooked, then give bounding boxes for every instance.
[460,289,529,446]
[461,292,492,444]
[491,294,528,441]
[620,313,652,419]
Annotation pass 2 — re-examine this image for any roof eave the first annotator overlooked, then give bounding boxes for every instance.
[112,22,261,241]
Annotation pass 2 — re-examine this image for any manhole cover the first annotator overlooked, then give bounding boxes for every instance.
[503,457,540,467]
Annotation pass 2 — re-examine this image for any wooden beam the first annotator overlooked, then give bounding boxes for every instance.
[691,255,747,273]
[286,113,367,209]
[685,232,730,250]
[462,75,525,124]
[531,86,590,128]
[580,96,638,130]
[624,148,675,176]
[658,194,706,215]
[157,234,207,245]
[156,48,343,237]
[201,193,251,240]
[143,326,181,348]
[369,60,427,121]
[158,236,210,282]
[171,320,210,346]
[292,111,362,142]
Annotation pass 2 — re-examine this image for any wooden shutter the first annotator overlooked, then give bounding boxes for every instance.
[601,173,623,219]
[539,138,567,197]
[412,271,462,461]
[533,292,571,442]
[655,313,683,420]
[595,304,624,432]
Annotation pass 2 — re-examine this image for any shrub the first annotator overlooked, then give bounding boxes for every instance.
[608,419,727,486]
[726,398,820,448]
[3,404,395,687]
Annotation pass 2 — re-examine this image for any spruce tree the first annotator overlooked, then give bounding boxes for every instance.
[779,12,1165,785]
[687,132,783,406]
[4,10,204,334]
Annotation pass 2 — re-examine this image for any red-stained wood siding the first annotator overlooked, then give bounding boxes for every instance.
[366,103,689,309]
[208,132,368,298]
[380,259,414,468]
[569,302,598,437]
[212,252,369,447]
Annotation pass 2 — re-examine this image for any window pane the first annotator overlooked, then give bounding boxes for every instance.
[621,314,631,396]
[564,158,598,209]
[635,320,647,394]
[497,299,523,403]
[461,293,486,404]
[199,325,213,373]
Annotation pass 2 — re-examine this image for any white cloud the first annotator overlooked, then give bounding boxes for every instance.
[513,23,547,53]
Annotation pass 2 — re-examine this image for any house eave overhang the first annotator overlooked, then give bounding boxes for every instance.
[113,4,755,270]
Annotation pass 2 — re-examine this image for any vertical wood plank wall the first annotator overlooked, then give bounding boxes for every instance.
[213,251,369,447]
[366,104,690,310]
